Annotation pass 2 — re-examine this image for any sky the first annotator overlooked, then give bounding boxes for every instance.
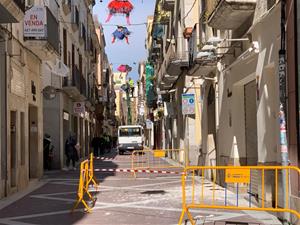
[93,0,156,81]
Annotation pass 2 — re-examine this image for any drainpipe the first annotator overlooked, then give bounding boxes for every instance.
[278,0,290,224]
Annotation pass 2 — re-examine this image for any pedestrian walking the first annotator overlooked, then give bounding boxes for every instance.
[128,77,134,97]
[99,135,106,155]
[43,134,54,170]
[63,132,78,171]
[91,136,101,157]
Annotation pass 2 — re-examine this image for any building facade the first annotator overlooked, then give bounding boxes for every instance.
[0,0,112,199]
[147,0,300,221]
[0,0,44,199]
[41,0,102,169]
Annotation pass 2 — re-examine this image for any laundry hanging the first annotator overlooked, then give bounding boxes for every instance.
[112,26,131,44]
[105,0,134,25]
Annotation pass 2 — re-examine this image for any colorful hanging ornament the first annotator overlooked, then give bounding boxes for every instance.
[117,64,132,73]
[105,0,134,25]
[112,26,131,44]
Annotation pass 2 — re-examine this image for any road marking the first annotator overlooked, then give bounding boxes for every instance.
[0,219,36,225]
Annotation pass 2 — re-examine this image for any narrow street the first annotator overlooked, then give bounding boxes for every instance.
[0,150,281,225]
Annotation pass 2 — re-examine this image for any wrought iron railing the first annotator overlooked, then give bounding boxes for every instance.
[46,7,59,53]
[13,0,25,12]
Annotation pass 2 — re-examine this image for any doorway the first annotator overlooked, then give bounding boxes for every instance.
[63,112,70,167]
[10,111,17,187]
[244,80,258,165]
[28,105,38,179]
[0,39,7,184]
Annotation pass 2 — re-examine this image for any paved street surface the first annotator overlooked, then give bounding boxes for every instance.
[0,150,282,225]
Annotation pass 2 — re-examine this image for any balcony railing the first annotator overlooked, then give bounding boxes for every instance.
[13,0,25,12]
[79,23,87,45]
[0,0,25,23]
[71,6,80,30]
[80,75,87,98]
[161,0,174,11]
[46,7,59,53]
[63,66,81,92]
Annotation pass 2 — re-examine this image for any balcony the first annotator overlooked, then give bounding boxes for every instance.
[86,37,94,56]
[71,5,80,31]
[186,27,218,77]
[24,6,59,60]
[165,44,189,77]
[157,58,177,91]
[161,0,174,11]
[208,0,256,30]
[0,0,25,23]
[62,0,71,15]
[63,66,87,101]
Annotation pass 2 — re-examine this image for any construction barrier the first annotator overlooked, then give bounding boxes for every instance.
[72,153,99,213]
[131,149,187,177]
[178,166,300,225]
[94,168,184,175]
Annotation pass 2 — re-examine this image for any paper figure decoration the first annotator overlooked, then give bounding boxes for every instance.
[112,26,131,44]
[117,64,132,73]
[105,0,134,25]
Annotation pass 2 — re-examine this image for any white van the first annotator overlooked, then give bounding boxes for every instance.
[117,125,144,155]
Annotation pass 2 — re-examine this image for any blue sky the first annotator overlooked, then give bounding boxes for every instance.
[93,0,156,81]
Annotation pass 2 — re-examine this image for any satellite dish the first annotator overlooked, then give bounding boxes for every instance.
[43,86,57,100]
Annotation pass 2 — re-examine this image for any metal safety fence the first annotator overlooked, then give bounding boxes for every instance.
[178,166,300,225]
[72,153,99,213]
[131,149,187,177]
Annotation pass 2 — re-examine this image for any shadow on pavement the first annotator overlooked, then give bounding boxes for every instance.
[0,150,119,225]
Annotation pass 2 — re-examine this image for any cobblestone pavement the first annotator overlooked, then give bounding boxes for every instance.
[0,150,282,225]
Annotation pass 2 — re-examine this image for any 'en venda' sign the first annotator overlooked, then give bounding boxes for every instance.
[24,6,46,38]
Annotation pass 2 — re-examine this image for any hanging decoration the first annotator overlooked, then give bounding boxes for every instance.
[112,26,131,44]
[105,0,134,25]
[117,64,132,73]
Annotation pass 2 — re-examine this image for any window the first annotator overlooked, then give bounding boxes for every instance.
[63,29,67,65]
[119,128,142,137]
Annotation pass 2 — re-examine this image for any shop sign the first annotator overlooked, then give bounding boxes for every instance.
[146,119,152,129]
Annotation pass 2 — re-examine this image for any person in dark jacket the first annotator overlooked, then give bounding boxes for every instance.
[63,132,78,171]
[91,136,101,157]
[43,134,54,170]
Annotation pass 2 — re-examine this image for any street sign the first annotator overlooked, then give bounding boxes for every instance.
[182,94,195,115]
[225,168,250,184]
[74,102,85,114]
[146,119,152,129]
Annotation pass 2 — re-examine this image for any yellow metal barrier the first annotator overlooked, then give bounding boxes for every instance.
[178,166,300,225]
[88,153,99,190]
[131,149,187,177]
[72,154,99,213]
